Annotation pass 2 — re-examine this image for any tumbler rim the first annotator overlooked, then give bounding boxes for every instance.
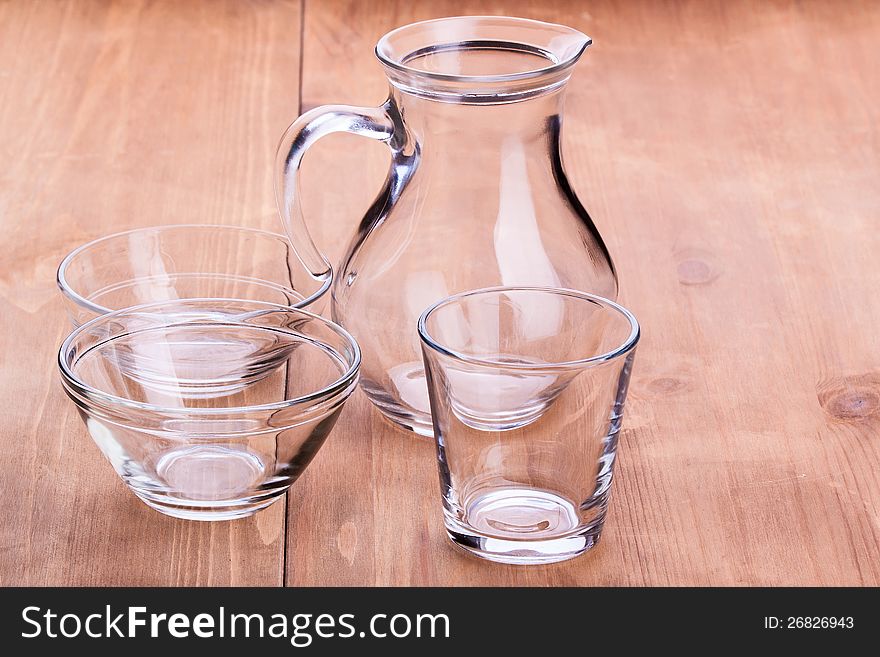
[418,286,640,370]
[58,298,360,417]
[56,223,332,317]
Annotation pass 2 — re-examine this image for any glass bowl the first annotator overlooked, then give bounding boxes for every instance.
[58,299,360,521]
[57,224,331,326]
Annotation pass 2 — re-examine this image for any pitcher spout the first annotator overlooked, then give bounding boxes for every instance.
[544,24,592,67]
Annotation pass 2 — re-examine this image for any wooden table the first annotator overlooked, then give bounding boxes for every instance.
[2,0,878,586]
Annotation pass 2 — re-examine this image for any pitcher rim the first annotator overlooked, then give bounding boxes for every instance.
[375,15,591,84]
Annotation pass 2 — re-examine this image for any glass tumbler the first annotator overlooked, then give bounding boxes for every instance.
[59,299,360,521]
[418,287,639,564]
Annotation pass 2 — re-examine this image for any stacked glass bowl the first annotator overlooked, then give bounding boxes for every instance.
[56,225,359,520]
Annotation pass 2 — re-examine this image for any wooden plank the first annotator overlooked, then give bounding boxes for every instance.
[289,0,880,585]
[0,0,303,585]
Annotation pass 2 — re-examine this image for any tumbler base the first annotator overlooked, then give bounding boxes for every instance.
[444,489,603,564]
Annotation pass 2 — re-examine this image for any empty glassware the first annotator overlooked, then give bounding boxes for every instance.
[58,299,360,521]
[418,287,639,564]
[57,224,330,327]
[276,16,617,437]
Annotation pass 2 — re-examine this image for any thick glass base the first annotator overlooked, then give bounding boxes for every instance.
[362,383,435,437]
[444,489,603,564]
[445,523,602,565]
[131,489,286,521]
[377,406,435,438]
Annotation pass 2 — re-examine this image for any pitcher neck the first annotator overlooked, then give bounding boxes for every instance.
[390,86,568,149]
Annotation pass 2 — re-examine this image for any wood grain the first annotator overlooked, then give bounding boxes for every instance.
[1,0,878,586]
[287,0,880,585]
[0,0,302,585]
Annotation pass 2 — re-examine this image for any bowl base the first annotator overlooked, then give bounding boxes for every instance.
[131,488,286,521]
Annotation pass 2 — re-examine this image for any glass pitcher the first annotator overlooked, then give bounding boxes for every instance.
[276,16,617,436]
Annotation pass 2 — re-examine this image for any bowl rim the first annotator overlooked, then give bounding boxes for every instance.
[56,223,332,317]
[58,298,360,417]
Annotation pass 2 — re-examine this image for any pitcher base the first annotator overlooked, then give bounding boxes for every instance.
[380,408,435,438]
[363,387,435,438]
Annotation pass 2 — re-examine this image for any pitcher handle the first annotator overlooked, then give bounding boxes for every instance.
[274,103,396,281]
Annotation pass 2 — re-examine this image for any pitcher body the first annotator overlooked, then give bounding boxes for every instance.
[277,17,617,436]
